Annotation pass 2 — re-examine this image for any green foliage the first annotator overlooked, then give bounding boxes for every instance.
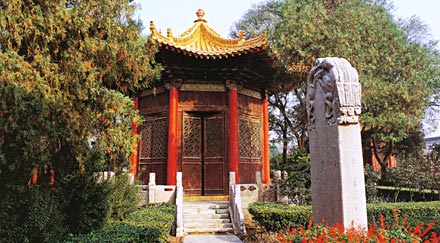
[271,148,312,205]
[368,201,440,234]
[0,0,161,240]
[249,201,440,233]
[0,0,161,183]
[249,202,312,232]
[233,0,440,171]
[65,204,176,243]
[383,148,440,201]
[0,159,144,242]
[59,174,111,235]
[0,186,66,243]
[364,165,381,202]
[106,173,140,224]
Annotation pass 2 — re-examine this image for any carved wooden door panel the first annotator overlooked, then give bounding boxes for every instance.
[139,116,168,185]
[182,115,203,195]
[239,118,262,183]
[203,115,225,195]
[182,113,225,195]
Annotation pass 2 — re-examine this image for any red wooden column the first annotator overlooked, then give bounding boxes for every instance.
[227,82,239,183]
[167,86,179,185]
[262,96,271,184]
[130,97,139,180]
[32,167,38,185]
[50,168,55,185]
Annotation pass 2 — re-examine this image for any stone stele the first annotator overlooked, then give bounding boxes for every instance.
[307,57,367,229]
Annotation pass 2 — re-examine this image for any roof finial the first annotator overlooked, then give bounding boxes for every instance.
[195,9,207,23]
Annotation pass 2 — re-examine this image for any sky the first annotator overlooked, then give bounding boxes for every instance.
[134,0,440,42]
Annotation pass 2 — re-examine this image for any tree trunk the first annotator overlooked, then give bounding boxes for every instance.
[282,120,288,165]
[371,137,393,179]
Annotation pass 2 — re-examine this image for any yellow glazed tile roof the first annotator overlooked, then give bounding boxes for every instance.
[149,9,267,59]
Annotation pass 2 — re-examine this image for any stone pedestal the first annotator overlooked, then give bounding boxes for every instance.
[307,57,367,229]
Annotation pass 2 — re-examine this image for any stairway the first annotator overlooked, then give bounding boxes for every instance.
[183,201,234,234]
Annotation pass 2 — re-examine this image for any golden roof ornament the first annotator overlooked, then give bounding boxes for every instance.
[195,9,206,23]
[149,9,267,59]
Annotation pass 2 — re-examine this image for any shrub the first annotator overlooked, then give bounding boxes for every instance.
[364,165,381,203]
[0,185,66,243]
[66,203,175,243]
[249,201,440,233]
[59,174,111,235]
[106,173,140,224]
[367,201,440,234]
[249,202,312,232]
[271,149,312,205]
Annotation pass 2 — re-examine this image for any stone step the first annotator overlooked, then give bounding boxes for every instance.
[215,208,230,214]
[183,203,229,210]
[183,218,231,224]
[183,206,229,211]
[184,222,233,229]
[183,207,230,214]
[182,200,233,235]
[184,227,234,234]
[183,210,230,216]
[184,213,230,219]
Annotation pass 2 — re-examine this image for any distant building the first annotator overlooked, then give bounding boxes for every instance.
[424,130,440,152]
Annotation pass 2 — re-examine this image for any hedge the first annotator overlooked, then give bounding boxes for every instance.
[249,201,440,233]
[248,202,312,232]
[65,203,175,243]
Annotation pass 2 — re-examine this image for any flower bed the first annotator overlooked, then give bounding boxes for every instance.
[249,201,440,234]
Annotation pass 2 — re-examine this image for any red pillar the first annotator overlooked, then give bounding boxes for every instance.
[50,168,55,185]
[167,87,178,185]
[262,97,271,184]
[32,167,38,185]
[130,97,139,180]
[228,88,239,183]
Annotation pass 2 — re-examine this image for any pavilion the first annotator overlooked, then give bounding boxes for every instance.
[131,9,275,196]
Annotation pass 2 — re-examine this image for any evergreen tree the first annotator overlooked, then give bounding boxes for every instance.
[0,1,160,241]
[0,0,160,184]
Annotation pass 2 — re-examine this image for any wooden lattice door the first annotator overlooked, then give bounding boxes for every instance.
[182,112,225,195]
[239,118,262,183]
[138,116,168,185]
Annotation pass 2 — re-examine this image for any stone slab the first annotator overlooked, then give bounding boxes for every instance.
[182,234,243,243]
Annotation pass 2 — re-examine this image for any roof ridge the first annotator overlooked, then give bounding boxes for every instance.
[149,9,267,59]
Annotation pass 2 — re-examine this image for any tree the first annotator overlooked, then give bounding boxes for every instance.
[233,0,440,177]
[0,0,160,184]
[397,15,440,135]
[233,1,309,166]
[0,0,160,240]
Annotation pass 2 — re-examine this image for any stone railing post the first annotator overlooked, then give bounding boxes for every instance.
[228,171,246,235]
[273,170,282,202]
[175,172,184,237]
[255,171,263,201]
[229,171,236,188]
[307,57,367,229]
[148,173,156,204]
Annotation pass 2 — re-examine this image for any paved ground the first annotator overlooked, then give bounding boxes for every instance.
[182,234,243,243]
